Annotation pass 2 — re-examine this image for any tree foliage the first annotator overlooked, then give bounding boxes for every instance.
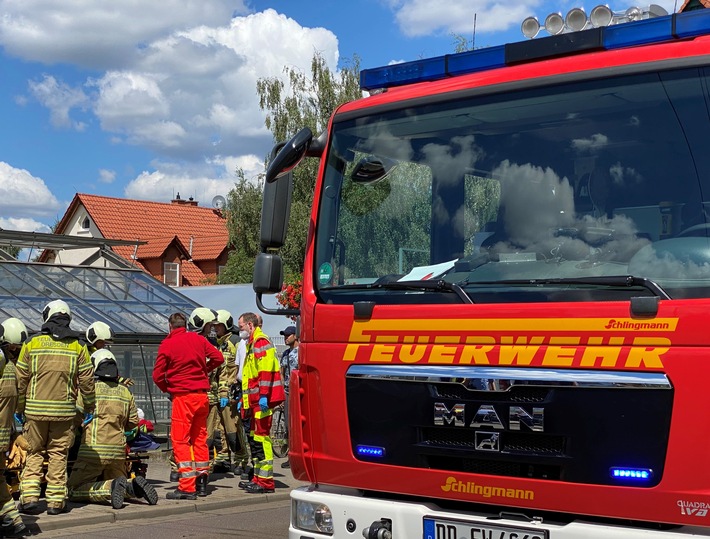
[220,52,362,283]
[218,169,264,283]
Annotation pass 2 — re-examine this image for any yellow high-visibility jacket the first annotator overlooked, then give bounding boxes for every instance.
[16,334,95,420]
[241,327,285,419]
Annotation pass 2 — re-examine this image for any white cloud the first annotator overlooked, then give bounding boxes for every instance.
[392,0,541,36]
[3,6,340,197]
[98,169,116,184]
[0,0,249,69]
[0,162,61,218]
[19,8,339,167]
[27,75,89,130]
[123,152,265,203]
[0,217,51,233]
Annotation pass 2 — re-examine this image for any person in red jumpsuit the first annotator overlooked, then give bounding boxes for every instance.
[152,312,223,500]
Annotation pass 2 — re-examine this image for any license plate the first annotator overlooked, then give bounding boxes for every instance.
[423,517,549,539]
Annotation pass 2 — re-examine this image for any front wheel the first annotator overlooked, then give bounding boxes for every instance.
[271,405,289,458]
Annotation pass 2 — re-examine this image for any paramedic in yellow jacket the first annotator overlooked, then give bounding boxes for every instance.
[236,312,285,494]
[15,300,96,516]
[68,349,158,508]
[0,318,29,538]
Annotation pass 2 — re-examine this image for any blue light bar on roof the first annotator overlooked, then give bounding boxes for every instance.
[359,9,710,92]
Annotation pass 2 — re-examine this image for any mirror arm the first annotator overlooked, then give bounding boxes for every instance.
[306,130,328,157]
[255,292,300,317]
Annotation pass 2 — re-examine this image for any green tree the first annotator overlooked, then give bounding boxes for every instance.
[218,169,264,283]
[220,52,362,283]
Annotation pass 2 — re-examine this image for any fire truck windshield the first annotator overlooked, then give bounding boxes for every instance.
[314,66,710,304]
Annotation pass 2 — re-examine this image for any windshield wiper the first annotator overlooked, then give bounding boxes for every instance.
[462,275,671,299]
[328,279,474,303]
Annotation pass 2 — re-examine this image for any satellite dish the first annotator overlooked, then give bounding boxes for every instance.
[212,195,226,210]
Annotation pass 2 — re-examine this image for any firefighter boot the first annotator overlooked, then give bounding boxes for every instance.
[196,473,208,497]
[110,476,127,510]
[127,476,159,505]
[0,515,28,538]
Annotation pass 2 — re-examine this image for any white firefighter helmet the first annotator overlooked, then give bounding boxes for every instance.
[91,348,119,379]
[188,307,217,331]
[91,348,116,370]
[86,321,115,345]
[42,299,71,323]
[0,318,28,345]
[216,309,233,331]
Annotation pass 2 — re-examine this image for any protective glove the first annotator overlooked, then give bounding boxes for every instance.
[81,412,94,427]
[13,413,25,425]
[219,397,229,409]
[259,396,268,413]
[237,401,242,412]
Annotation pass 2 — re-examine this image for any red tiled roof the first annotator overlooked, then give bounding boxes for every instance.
[189,236,229,261]
[52,193,230,286]
[68,194,227,250]
[134,236,186,259]
[181,260,212,286]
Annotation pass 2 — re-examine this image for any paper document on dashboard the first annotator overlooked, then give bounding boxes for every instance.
[398,259,458,281]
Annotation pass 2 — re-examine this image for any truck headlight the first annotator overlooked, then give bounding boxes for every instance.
[293,499,334,535]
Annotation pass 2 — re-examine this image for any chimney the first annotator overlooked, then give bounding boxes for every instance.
[187,196,198,207]
[171,192,187,205]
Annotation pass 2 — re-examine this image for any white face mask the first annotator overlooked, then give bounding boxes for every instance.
[239,330,249,340]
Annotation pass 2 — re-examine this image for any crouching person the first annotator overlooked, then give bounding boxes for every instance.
[67,350,158,508]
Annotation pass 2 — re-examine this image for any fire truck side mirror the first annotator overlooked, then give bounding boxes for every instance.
[253,252,284,295]
[260,170,293,249]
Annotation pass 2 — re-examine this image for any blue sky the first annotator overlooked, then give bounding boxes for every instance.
[0,0,677,235]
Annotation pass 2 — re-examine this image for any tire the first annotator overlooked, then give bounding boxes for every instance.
[270,406,289,458]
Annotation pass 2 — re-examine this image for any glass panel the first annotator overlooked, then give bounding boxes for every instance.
[0,260,197,335]
[315,67,710,303]
[110,343,171,426]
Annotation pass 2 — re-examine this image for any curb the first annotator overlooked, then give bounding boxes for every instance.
[31,491,293,533]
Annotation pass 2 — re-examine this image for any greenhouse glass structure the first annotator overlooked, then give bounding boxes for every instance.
[0,230,201,428]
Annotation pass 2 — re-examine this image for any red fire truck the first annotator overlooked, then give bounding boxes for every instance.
[256,5,710,538]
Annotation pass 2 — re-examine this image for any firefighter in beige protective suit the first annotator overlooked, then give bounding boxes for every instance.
[16,300,95,516]
[0,318,29,537]
[68,349,158,508]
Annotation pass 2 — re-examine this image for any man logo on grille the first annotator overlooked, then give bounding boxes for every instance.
[475,432,500,452]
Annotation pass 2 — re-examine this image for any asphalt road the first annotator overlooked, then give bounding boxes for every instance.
[32,499,292,538]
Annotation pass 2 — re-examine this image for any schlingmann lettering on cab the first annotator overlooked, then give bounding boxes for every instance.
[441,476,534,500]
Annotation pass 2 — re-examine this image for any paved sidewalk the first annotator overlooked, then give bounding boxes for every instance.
[17,454,304,536]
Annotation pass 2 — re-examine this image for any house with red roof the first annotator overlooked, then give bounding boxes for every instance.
[39,193,231,286]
